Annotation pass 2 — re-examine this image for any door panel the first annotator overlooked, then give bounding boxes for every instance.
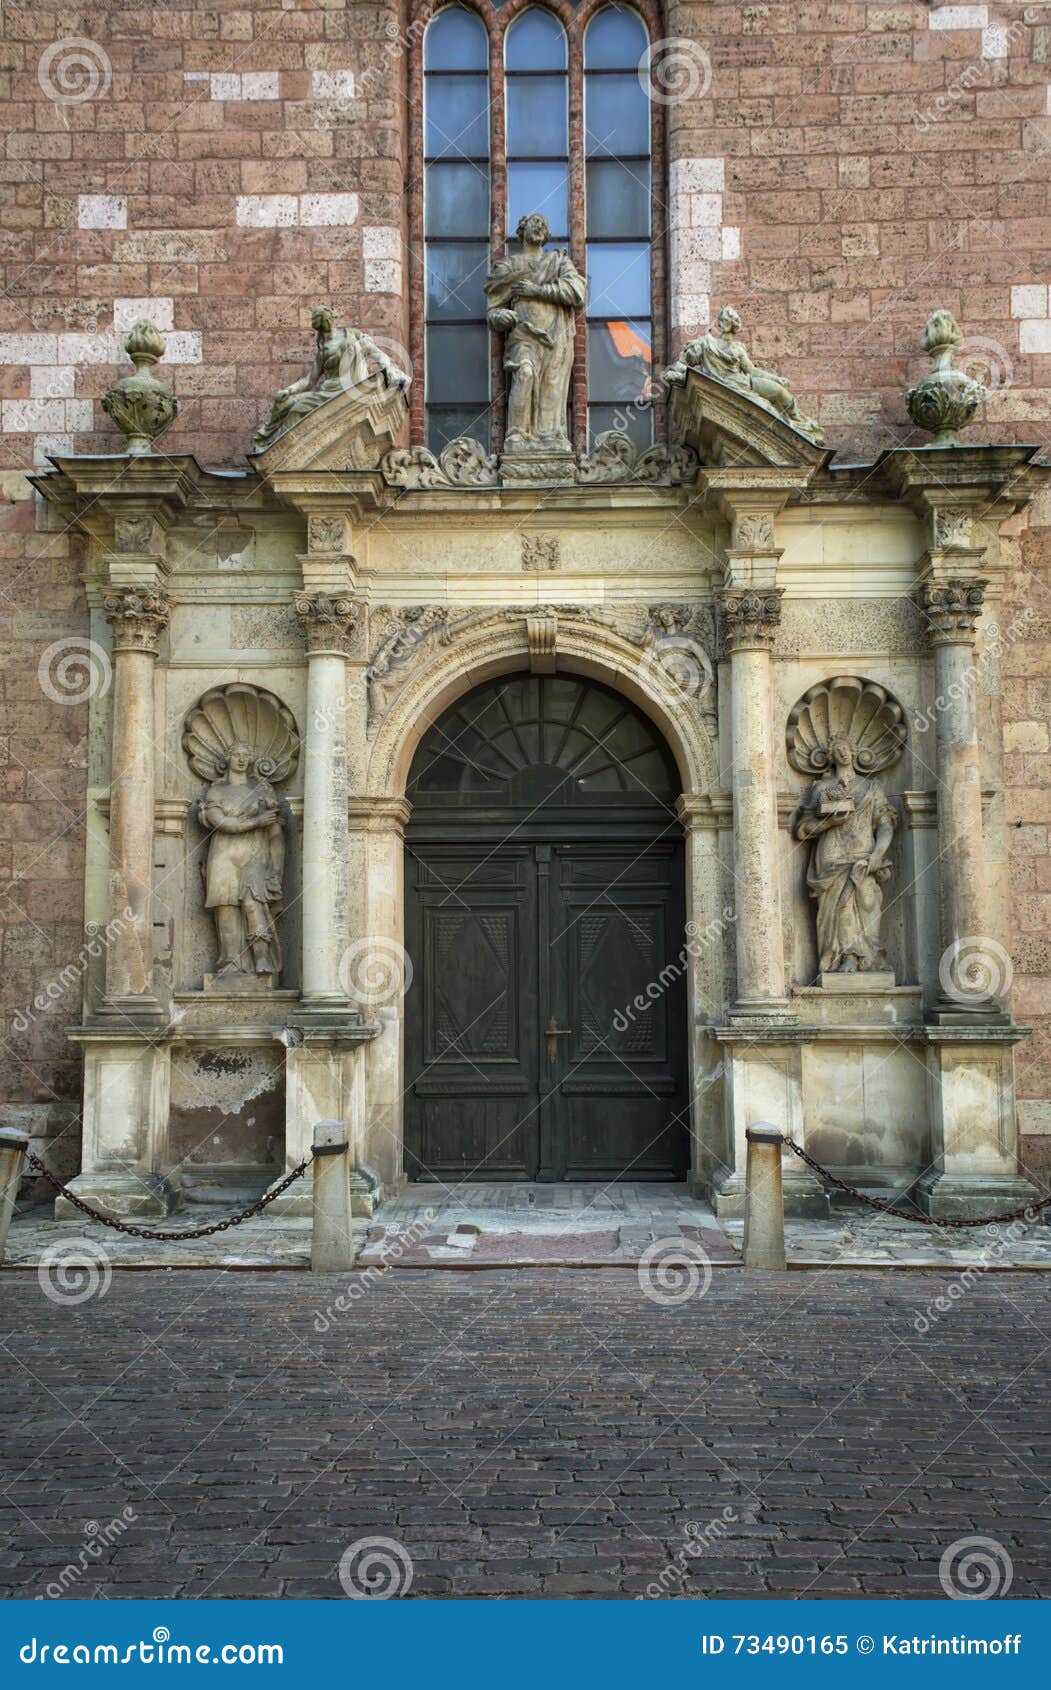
[405,848,540,1180]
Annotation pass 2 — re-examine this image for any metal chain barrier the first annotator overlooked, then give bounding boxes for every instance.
[24,1149,312,1241]
[783,1137,1051,1230]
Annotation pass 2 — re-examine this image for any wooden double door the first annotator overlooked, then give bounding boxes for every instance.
[403,675,689,1183]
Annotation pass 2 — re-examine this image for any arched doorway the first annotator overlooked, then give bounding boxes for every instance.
[403,673,689,1182]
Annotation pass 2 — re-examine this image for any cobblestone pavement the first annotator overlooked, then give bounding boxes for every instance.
[1,1270,1049,1599]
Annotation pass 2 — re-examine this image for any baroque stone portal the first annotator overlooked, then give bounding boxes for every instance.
[667,305,824,444]
[787,678,906,978]
[485,212,587,452]
[183,685,300,987]
[253,304,409,452]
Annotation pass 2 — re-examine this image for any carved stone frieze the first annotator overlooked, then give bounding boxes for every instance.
[307,514,349,554]
[915,578,987,646]
[932,507,974,551]
[379,431,699,490]
[293,592,364,657]
[718,587,783,653]
[113,514,159,554]
[521,534,559,572]
[103,586,170,654]
[732,511,776,552]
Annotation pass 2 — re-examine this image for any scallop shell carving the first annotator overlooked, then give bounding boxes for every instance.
[786,676,906,776]
[182,683,300,784]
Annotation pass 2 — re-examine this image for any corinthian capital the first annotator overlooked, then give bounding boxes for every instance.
[915,578,987,646]
[103,586,170,654]
[294,592,363,656]
[719,586,783,653]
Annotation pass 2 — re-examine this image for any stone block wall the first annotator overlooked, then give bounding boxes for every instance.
[0,1,1048,1159]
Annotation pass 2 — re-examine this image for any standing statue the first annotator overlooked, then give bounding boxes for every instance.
[485,213,587,452]
[667,305,823,444]
[253,304,409,451]
[195,744,288,982]
[786,677,907,979]
[182,684,301,988]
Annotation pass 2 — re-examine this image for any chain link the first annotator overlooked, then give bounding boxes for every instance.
[24,1150,312,1240]
[783,1138,1051,1229]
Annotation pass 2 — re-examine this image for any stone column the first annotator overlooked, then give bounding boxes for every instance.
[101,586,169,1013]
[915,577,1004,1021]
[720,585,789,1018]
[294,592,361,1010]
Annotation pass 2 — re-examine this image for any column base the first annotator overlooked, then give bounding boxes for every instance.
[711,1163,829,1221]
[264,1163,382,1218]
[726,998,795,1026]
[925,997,1012,1027]
[914,1172,1043,1223]
[92,996,168,1031]
[55,1170,181,1221]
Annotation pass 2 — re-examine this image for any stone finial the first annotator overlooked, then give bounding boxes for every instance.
[101,320,178,456]
[905,311,984,448]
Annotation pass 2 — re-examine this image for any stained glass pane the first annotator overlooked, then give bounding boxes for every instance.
[586,242,650,317]
[587,320,651,401]
[426,75,491,158]
[425,163,490,237]
[425,6,488,71]
[586,160,649,239]
[506,76,568,156]
[585,5,649,70]
[507,162,568,240]
[506,8,567,71]
[426,325,490,402]
[585,74,649,156]
[426,242,489,321]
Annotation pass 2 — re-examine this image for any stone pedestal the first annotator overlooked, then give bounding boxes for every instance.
[710,1025,828,1217]
[916,1027,1039,1219]
[818,971,896,993]
[59,1030,178,1217]
[265,1019,377,1216]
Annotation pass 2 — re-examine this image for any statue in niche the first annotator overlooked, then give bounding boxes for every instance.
[786,677,906,979]
[668,305,824,444]
[485,212,587,452]
[253,303,409,451]
[183,684,300,988]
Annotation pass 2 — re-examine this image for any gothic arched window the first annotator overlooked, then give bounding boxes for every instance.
[414,2,662,456]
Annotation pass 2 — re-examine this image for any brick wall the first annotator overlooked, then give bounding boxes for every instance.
[0,1,1048,1148]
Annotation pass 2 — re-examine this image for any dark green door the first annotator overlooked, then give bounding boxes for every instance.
[404,675,689,1183]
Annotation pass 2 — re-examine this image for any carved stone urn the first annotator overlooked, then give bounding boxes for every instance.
[905,310,985,448]
[101,320,178,455]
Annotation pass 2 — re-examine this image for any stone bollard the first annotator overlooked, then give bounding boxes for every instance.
[311,1120,356,1274]
[0,1128,29,1266]
[742,1123,787,1271]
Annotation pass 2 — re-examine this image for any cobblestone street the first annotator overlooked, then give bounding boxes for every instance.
[1,1270,1049,1600]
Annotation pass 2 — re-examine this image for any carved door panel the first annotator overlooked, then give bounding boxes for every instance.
[542,842,688,1181]
[404,848,541,1180]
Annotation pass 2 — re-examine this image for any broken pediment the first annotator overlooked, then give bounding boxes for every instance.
[668,365,829,472]
[248,373,408,474]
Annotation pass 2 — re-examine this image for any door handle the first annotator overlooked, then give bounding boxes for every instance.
[545,1015,572,1064]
